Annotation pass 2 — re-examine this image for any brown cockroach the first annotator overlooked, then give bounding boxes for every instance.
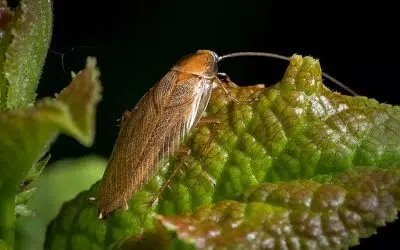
[96,50,357,219]
[96,50,219,219]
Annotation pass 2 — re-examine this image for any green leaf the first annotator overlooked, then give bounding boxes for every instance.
[2,0,53,109]
[156,167,400,249]
[0,57,101,246]
[45,55,400,250]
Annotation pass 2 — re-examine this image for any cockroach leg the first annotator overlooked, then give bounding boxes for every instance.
[146,148,191,208]
[215,73,265,103]
[214,77,241,103]
[139,147,191,231]
[217,72,239,88]
[217,72,265,90]
[197,120,222,158]
[153,162,188,205]
[87,196,96,206]
[194,116,222,158]
[123,199,129,211]
[98,212,105,220]
[247,83,265,88]
[174,146,191,156]
[214,76,259,104]
[197,117,221,126]
[202,168,216,186]
[139,152,191,234]
[177,150,216,187]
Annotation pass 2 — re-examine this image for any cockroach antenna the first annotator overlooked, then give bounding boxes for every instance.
[48,45,103,76]
[217,52,358,96]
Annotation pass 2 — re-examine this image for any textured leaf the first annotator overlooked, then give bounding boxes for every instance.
[157,167,400,250]
[0,57,101,192]
[3,0,52,109]
[45,55,400,250]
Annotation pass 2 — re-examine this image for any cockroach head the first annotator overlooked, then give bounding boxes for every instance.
[172,50,219,79]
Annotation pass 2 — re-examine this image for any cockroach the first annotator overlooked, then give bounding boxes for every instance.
[96,50,219,219]
[96,50,357,219]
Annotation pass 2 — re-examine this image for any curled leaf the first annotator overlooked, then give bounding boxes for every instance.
[45,55,400,250]
[0,57,101,191]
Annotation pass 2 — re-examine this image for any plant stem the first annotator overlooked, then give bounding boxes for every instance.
[0,185,16,248]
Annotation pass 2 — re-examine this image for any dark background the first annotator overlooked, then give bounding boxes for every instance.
[38,0,399,249]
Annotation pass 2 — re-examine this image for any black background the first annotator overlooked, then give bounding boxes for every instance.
[37,0,399,249]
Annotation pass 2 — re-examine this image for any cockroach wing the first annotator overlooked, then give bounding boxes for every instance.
[96,70,213,216]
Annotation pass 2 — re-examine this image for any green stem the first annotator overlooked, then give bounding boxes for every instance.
[0,184,16,248]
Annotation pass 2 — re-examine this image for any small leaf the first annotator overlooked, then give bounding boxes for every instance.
[21,154,51,189]
[15,204,35,217]
[15,187,36,204]
[4,0,53,109]
[45,55,400,250]
[0,57,101,191]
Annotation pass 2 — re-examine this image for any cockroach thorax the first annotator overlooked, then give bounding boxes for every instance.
[172,50,218,79]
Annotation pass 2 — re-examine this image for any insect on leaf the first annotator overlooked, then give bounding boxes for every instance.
[46,55,400,250]
[96,51,218,218]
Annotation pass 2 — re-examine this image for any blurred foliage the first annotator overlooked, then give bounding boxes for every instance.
[15,156,106,250]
